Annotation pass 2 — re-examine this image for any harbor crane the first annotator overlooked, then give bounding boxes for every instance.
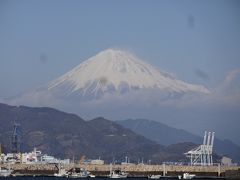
[185,131,215,166]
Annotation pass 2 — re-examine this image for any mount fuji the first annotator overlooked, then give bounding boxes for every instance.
[7,49,210,116]
[47,49,209,99]
[5,49,240,147]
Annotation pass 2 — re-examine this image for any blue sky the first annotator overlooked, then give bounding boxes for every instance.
[1,0,240,146]
[1,0,240,98]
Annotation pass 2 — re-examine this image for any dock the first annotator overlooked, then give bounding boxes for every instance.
[2,163,239,178]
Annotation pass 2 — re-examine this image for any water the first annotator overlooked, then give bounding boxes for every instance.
[0,177,225,180]
[1,178,113,180]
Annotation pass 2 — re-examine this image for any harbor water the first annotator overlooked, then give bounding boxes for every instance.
[0,177,225,180]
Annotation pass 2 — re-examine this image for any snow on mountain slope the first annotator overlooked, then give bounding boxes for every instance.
[47,49,209,99]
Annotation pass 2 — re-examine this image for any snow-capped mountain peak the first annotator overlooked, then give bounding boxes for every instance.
[47,48,210,99]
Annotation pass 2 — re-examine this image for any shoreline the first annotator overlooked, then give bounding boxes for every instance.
[1,163,239,178]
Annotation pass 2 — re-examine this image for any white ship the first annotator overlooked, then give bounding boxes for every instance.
[53,163,68,177]
[182,173,196,179]
[68,167,90,178]
[109,164,128,178]
[0,166,12,177]
[148,174,162,179]
[109,169,128,178]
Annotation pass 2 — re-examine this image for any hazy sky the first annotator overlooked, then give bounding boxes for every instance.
[0,0,240,98]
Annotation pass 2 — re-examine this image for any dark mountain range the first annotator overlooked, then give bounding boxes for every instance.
[117,119,240,162]
[117,119,200,145]
[0,103,196,163]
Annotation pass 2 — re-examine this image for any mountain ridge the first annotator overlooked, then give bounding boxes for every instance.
[0,102,196,163]
[117,119,240,162]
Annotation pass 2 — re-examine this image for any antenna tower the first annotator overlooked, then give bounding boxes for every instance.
[11,122,21,153]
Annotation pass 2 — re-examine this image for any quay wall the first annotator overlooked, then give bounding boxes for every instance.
[1,163,239,175]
